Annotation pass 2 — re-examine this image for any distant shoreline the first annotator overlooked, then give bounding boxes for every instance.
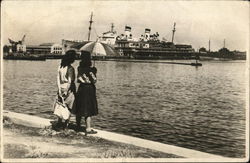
[3,54,246,61]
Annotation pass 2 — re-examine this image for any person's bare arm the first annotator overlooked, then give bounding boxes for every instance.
[57,71,62,96]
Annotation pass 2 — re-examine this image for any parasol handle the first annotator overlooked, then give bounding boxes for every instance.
[94,40,97,67]
[93,49,96,67]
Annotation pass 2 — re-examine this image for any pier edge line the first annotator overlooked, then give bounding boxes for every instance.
[3,110,229,159]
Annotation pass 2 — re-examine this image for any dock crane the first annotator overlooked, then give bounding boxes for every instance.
[8,34,26,52]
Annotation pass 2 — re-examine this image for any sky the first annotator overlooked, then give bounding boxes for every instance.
[1,0,249,51]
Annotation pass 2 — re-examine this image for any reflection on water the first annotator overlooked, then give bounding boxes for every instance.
[3,60,246,157]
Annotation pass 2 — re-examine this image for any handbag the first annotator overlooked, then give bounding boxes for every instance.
[64,91,75,110]
[53,97,71,120]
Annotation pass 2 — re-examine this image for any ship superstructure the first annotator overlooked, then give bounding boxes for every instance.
[99,23,195,59]
[98,23,117,46]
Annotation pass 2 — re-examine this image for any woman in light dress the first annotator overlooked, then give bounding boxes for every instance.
[55,50,76,129]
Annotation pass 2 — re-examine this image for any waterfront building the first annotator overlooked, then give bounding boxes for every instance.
[51,43,63,54]
[232,50,247,60]
[16,44,26,53]
[26,45,51,54]
[232,50,246,56]
[26,43,63,54]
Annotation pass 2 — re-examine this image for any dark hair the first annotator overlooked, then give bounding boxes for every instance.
[79,51,92,68]
[60,50,76,68]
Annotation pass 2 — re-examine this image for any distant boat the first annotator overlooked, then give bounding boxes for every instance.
[191,62,202,66]
[191,53,202,66]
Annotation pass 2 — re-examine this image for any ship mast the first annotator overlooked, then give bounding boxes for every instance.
[223,39,226,48]
[87,12,93,41]
[208,39,211,52]
[111,23,114,33]
[171,22,176,43]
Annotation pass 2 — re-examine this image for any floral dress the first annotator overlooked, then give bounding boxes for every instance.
[75,66,98,117]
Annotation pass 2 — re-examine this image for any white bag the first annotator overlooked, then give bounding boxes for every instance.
[53,99,70,120]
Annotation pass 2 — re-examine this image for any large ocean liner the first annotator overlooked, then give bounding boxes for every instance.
[99,23,196,59]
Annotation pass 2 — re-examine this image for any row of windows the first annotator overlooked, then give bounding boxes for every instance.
[52,51,62,54]
[117,43,149,48]
[53,47,62,50]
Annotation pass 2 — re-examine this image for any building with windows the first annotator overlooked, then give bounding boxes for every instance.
[51,43,63,54]
[26,43,63,54]
[26,45,51,54]
[16,44,26,52]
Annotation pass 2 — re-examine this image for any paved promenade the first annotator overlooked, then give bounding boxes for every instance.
[3,110,244,162]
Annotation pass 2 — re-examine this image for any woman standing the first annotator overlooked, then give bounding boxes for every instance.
[54,50,76,129]
[75,51,98,134]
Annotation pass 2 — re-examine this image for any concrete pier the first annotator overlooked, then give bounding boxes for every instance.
[3,110,244,161]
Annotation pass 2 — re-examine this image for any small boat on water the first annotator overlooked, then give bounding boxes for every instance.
[191,62,202,66]
[191,55,202,66]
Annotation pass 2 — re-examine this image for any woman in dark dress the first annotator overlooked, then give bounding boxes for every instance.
[76,51,98,134]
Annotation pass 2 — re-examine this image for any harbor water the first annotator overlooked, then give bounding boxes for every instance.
[3,59,246,157]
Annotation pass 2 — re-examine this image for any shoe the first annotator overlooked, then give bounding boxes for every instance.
[75,126,85,132]
[85,129,97,135]
[53,122,64,131]
[62,122,69,130]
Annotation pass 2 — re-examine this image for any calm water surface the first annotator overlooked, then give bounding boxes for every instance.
[3,59,246,157]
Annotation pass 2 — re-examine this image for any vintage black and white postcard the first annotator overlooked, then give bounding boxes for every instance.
[1,0,249,162]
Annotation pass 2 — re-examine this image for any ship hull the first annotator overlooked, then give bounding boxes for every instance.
[115,47,195,60]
